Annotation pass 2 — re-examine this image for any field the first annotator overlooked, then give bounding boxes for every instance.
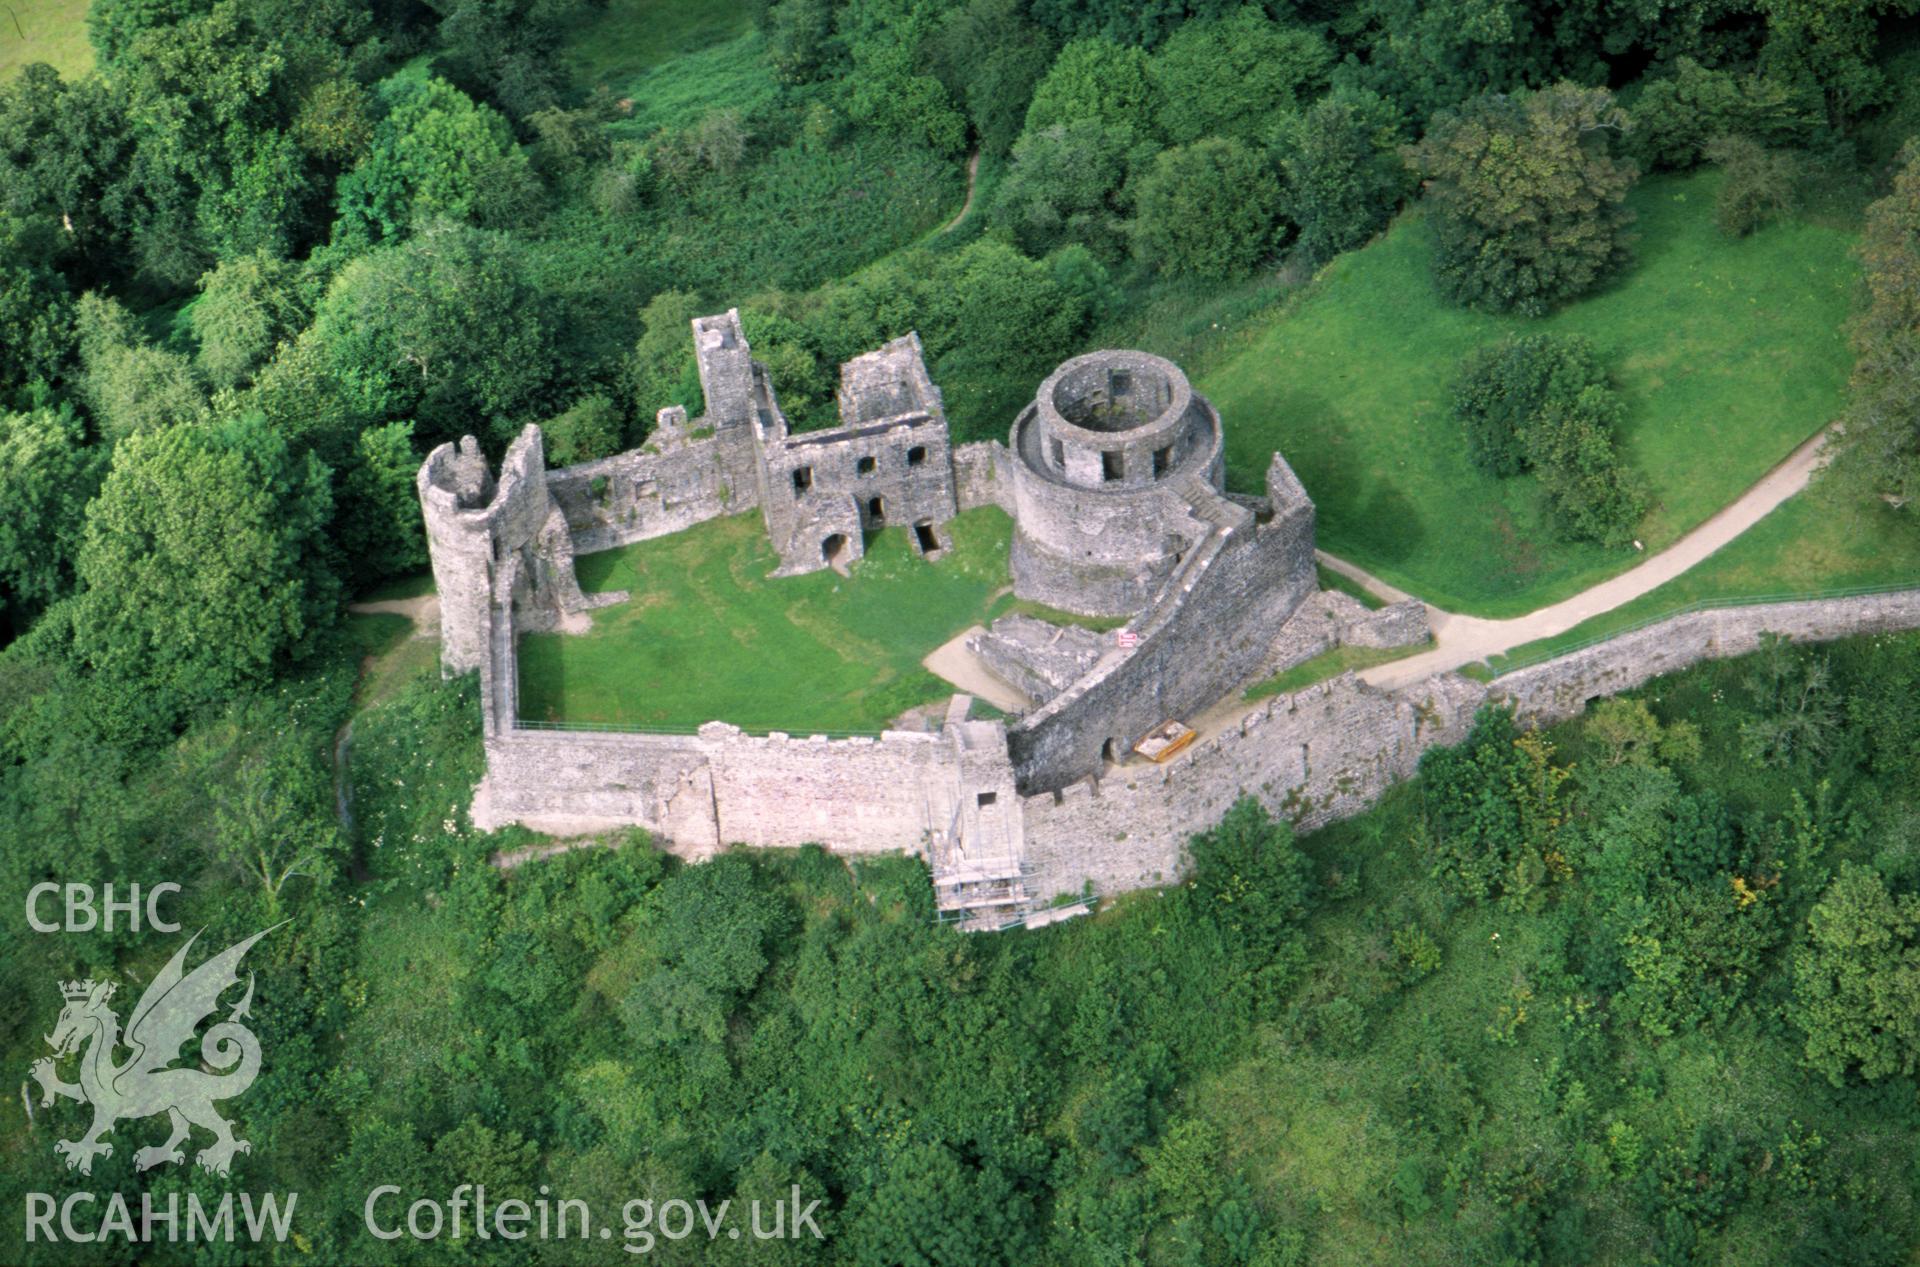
[1200,169,1859,617]
[516,508,1018,732]
[1483,479,1920,672]
[0,0,91,81]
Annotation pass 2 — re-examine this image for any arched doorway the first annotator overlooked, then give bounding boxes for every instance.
[866,496,886,527]
[821,533,848,565]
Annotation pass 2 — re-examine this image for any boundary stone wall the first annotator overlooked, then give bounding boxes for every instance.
[1492,591,1920,723]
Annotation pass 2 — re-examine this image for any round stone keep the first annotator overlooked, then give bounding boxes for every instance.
[1008,351,1227,618]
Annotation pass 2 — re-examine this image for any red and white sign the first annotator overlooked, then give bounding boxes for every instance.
[1115,629,1140,650]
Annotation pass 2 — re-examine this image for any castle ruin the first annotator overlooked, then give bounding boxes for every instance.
[418,309,1920,929]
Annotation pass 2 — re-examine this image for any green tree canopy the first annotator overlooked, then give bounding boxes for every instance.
[333,73,539,244]
[1408,82,1638,316]
[307,219,561,444]
[0,66,138,275]
[1835,141,1920,512]
[69,413,338,735]
[1022,38,1154,137]
[334,420,427,587]
[1275,92,1409,267]
[989,118,1140,263]
[1130,136,1280,281]
[0,404,103,628]
[190,250,311,390]
[1148,8,1331,145]
[1792,863,1920,1084]
[73,293,208,441]
[1627,57,1820,172]
[0,214,78,406]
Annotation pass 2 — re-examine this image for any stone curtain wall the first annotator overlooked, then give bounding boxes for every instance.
[1007,460,1319,792]
[545,428,760,555]
[1492,590,1920,722]
[1019,670,1485,899]
[1018,589,1920,899]
[474,721,990,859]
[466,577,1920,902]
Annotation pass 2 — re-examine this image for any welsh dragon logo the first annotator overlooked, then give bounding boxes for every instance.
[30,925,281,1178]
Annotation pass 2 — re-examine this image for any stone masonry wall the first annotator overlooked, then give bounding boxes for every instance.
[1020,669,1484,899]
[474,721,994,858]
[467,561,1920,905]
[1021,589,1920,899]
[1492,591,1920,723]
[1007,464,1318,792]
[545,428,760,555]
[953,441,1014,513]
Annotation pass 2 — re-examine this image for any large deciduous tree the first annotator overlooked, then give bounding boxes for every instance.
[1792,863,1920,1084]
[333,73,539,244]
[1147,8,1331,145]
[1836,141,1920,513]
[190,250,311,390]
[1452,334,1645,545]
[1022,38,1154,137]
[0,66,138,278]
[1131,137,1280,281]
[1407,82,1637,316]
[307,219,561,444]
[73,292,208,441]
[990,118,1139,263]
[69,413,338,735]
[1275,92,1409,267]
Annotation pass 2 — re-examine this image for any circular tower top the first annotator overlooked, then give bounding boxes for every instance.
[1023,350,1216,490]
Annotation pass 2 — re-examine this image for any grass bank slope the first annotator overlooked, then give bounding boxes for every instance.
[557,0,753,93]
[1202,169,1857,617]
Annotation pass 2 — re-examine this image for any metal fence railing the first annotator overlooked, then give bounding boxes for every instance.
[1485,581,1920,678]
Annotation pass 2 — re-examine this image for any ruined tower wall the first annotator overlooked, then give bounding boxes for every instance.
[419,427,556,674]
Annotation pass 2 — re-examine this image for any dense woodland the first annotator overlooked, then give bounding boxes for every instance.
[3,0,1920,1262]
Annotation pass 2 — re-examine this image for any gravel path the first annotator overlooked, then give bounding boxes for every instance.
[1342,424,1837,688]
[923,625,1035,713]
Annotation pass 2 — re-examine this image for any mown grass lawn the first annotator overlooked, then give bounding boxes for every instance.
[1,0,92,82]
[1483,481,1920,673]
[1201,169,1858,617]
[516,508,1017,732]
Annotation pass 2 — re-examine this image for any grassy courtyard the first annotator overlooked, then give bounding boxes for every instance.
[1201,169,1859,617]
[516,508,1017,732]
